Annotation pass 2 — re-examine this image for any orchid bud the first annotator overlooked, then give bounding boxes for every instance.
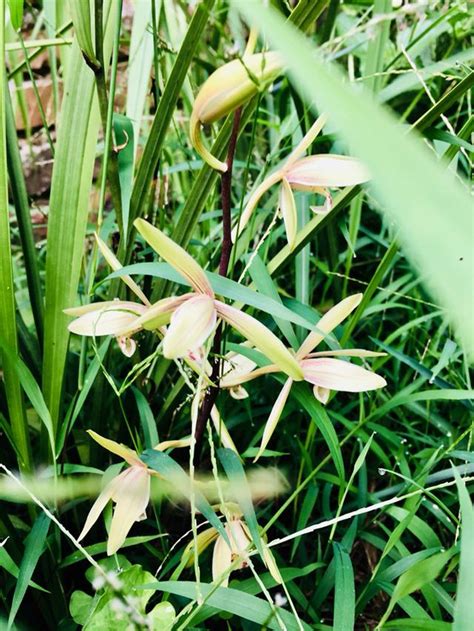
[190,52,283,172]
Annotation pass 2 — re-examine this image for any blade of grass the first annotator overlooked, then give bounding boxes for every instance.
[0,0,31,471]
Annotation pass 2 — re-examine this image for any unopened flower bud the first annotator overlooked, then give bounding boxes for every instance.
[190,52,283,171]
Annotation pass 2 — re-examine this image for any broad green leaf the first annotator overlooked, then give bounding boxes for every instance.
[217,448,263,557]
[107,262,318,331]
[7,0,22,30]
[333,542,355,631]
[234,1,473,358]
[8,513,50,630]
[0,0,30,471]
[42,2,116,436]
[69,0,98,66]
[143,581,312,630]
[453,467,474,630]
[113,113,134,239]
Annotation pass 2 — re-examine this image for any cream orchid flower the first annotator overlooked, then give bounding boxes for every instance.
[126,219,304,381]
[233,114,371,250]
[78,430,190,555]
[221,294,386,461]
[183,503,281,587]
[190,52,283,172]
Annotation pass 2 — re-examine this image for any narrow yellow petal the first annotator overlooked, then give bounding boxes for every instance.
[262,542,283,584]
[163,295,217,359]
[301,358,387,392]
[232,170,283,242]
[78,476,118,542]
[212,533,233,587]
[134,219,213,296]
[182,527,219,568]
[154,437,192,451]
[86,430,141,467]
[117,294,192,337]
[313,385,330,405]
[216,301,304,381]
[95,234,150,306]
[107,466,151,555]
[297,294,363,359]
[284,112,328,168]
[306,348,385,359]
[210,406,239,454]
[254,378,293,462]
[279,178,297,251]
[286,155,370,191]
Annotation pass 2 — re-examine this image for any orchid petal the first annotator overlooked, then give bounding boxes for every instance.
[215,301,303,381]
[301,358,386,392]
[107,466,151,555]
[284,113,328,167]
[154,437,192,451]
[220,352,257,388]
[134,219,213,296]
[212,532,233,587]
[210,406,239,454]
[67,302,147,337]
[117,336,136,357]
[220,364,279,388]
[183,527,219,568]
[286,155,370,191]
[262,542,283,584]
[78,474,119,542]
[254,378,293,462]
[87,429,141,467]
[230,385,249,399]
[163,294,217,359]
[313,385,330,405]
[279,178,297,251]
[232,170,283,242]
[297,294,362,359]
[306,348,385,359]
[117,294,193,336]
[95,234,150,306]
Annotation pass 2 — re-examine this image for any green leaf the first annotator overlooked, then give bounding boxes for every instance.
[333,542,355,631]
[233,1,473,359]
[453,467,474,630]
[380,549,454,627]
[42,3,116,437]
[69,0,98,66]
[142,581,312,630]
[0,0,30,471]
[7,0,23,30]
[107,262,318,331]
[217,448,263,558]
[132,386,159,449]
[8,513,50,629]
[113,113,134,239]
[140,448,229,544]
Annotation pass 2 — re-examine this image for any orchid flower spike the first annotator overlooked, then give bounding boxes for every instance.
[190,51,283,172]
[126,219,304,380]
[233,114,371,251]
[222,294,387,461]
[78,430,190,555]
[182,503,281,587]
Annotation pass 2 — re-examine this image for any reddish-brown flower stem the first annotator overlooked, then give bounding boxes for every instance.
[194,108,242,449]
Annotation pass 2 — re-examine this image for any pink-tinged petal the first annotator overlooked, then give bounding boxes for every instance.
[232,170,283,242]
[279,178,297,251]
[163,295,217,359]
[95,234,150,306]
[220,364,279,388]
[254,378,293,462]
[78,474,119,542]
[107,466,151,555]
[297,294,363,359]
[87,429,141,467]
[286,155,370,191]
[301,358,386,392]
[212,533,233,587]
[215,301,303,381]
[118,294,193,336]
[134,219,213,296]
[310,189,332,215]
[313,385,330,405]
[66,302,147,337]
